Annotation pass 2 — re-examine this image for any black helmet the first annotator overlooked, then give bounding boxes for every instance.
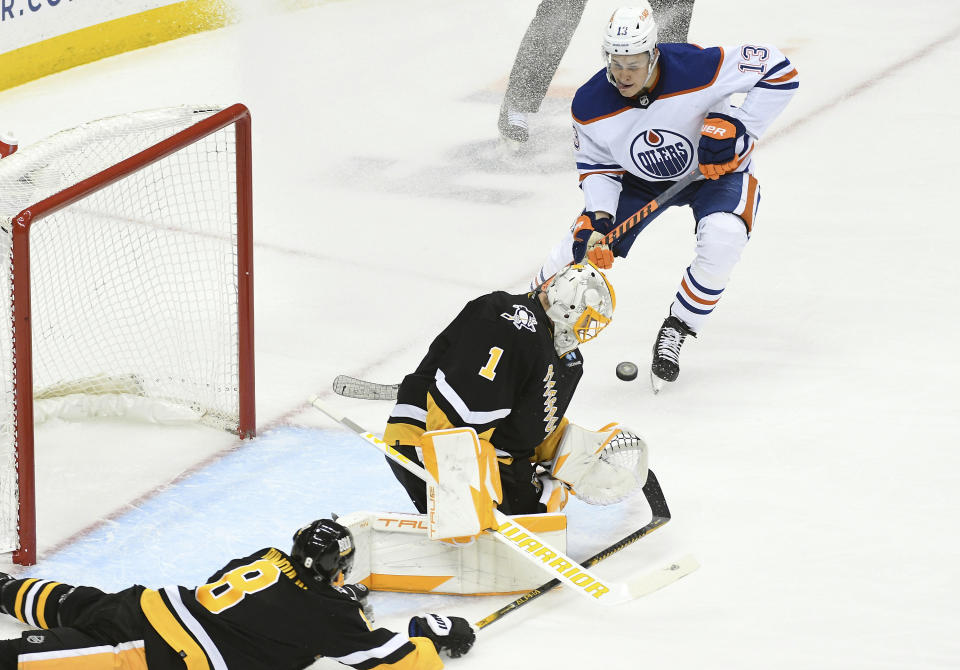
[291,519,355,584]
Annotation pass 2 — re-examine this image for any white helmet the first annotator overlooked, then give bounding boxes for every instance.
[544,262,616,356]
[602,5,659,87]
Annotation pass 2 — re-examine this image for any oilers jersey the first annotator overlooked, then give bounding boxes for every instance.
[573,42,799,215]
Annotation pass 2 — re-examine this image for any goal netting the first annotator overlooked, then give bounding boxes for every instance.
[0,104,255,564]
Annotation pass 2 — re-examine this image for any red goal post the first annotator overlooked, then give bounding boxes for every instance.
[0,104,256,565]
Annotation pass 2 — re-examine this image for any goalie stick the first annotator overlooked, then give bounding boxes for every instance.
[475,469,677,629]
[309,395,699,607]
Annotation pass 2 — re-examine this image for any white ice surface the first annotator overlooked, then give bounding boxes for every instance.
[1,1,959,668]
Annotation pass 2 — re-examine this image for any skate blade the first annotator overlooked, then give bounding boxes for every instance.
[650,370,668,394]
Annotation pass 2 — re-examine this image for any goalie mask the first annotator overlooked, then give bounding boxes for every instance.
[291,518,355,585]
[544,262,616,356]
[602,5,659,89]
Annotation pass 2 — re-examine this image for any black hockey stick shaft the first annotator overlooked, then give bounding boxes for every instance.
[601,169,703,246]
[474,469,671,630]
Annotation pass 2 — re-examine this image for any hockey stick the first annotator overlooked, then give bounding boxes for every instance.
[333,375,399,401]
[474,469,680,629]
[309,395,698,606]
[601,168,703,247]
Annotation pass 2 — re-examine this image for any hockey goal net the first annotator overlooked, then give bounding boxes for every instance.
[0,104,255,565]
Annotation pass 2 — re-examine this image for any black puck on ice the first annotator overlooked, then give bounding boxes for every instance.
[616,361,638,381]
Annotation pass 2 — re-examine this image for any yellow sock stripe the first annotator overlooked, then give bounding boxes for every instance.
[14,579,39,624]
[139,589,210,670]
[34,582,61,629]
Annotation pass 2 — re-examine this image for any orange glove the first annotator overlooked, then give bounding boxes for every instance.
[586,245,614,269]
[698,113,747,180]
[571,212,615,269]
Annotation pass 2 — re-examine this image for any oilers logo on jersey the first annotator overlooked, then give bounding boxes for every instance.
[630,128,692,179]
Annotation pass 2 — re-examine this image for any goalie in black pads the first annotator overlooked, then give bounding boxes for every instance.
[384,262,649,537]
[0,518,474,669]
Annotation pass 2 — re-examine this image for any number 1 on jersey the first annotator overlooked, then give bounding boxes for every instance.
[478,347,504,381]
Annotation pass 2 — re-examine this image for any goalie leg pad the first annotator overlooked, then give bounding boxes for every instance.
[338,511,567,595]
[421,428,503,541]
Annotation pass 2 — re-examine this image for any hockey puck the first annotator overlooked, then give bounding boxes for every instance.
[616,361,638,381]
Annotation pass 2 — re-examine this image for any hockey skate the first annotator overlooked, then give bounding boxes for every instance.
[650,315,696,393]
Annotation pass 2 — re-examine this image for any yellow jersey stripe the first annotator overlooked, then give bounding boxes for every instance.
[139,589,210,670]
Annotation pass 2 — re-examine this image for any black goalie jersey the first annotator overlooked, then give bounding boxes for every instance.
[142,548,440,670]
[384,290,584,513]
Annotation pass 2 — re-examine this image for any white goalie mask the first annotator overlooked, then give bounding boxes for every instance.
[602,5,660,88]
[544,262,616,356]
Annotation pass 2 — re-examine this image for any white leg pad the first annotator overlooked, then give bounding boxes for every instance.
[339,511,568,595]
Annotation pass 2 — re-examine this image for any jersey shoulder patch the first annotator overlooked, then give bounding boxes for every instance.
[473,292,540,330]
[499,303,539,332]
[655,44,724,98]
[572,69,631,124]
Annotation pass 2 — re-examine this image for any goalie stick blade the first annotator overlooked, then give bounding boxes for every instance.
[625,554,700,599]
[332,375,399,401]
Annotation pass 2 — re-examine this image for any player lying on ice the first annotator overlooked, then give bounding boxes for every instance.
[531,4,798,390]
[0,518,474,670]
[379,262,648,543]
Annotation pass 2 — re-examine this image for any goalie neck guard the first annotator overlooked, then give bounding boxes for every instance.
[291,518,356,585]
[543,262,616,356]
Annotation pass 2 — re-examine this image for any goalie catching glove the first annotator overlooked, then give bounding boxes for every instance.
[409,614,476,658]
[571,212,615,269]
[550,422,649,505]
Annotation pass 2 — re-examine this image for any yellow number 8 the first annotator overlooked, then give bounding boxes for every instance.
[196,559,281,614]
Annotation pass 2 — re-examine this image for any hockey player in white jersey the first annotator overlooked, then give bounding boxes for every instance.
[531,4,798,390]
